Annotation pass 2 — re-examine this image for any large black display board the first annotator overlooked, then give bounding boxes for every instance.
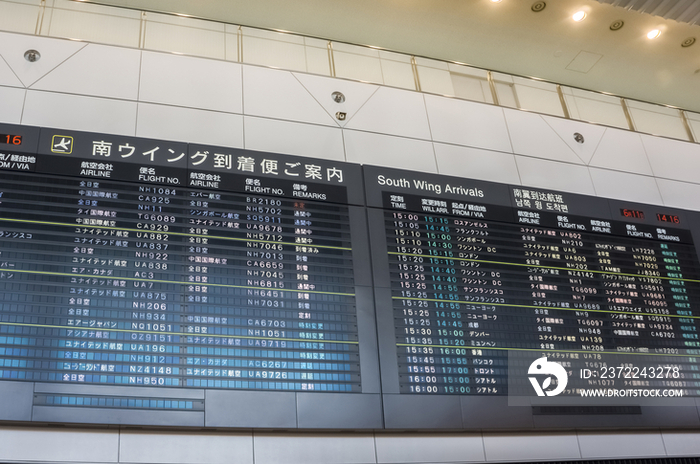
[0,122,699,430]
[0,123,380,428]
[365,165,700,429]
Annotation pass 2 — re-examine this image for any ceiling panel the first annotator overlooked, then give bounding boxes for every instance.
[595,0,700,25]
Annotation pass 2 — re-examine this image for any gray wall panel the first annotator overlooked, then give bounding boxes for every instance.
[366,207,392,289]
[296,392,382,429]
[461,397,534,430]
[483,433,581,462]
[662,431,700,456]
[253,433,376,464]
[375,433,485,463]
[356,285,382,394]
[577,432,667,458]
[204,390,296,428]
[383,394,462,429]
[0,426,119,463]
[119,431,253,464]
[374,287,400,394]
[349,205,374,288]
[0,381,32,421]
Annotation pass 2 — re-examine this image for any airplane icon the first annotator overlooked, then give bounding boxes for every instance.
[51,135,73,154]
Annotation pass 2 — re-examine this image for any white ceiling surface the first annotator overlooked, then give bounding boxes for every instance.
[89,0,700,112]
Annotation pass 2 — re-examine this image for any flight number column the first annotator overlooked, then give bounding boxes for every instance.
[69,182,183,387]
[124,184,183,387]
[517,222,604,359]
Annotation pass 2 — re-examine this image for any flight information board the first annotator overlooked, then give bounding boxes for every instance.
[365,166,700,429]
[0,123,380,429]
[1,121,700,430]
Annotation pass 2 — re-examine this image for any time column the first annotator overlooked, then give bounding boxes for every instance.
[388,211,436,392]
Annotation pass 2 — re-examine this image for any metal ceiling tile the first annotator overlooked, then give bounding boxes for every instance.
[594,0,700,26]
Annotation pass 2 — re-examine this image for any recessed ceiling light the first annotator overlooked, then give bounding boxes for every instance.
[647,29,661,39]
[572,11,586,22]
[489,0,502,3]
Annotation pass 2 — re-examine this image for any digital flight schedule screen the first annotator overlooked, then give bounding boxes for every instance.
[0,124,380,429]
[0,121,698,431]
[365,165,700,429]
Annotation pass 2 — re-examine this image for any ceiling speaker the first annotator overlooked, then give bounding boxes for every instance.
[531,1,546,12]
[610,20,624,31]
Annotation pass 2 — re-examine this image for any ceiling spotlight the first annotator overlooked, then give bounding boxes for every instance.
[647,29,661,39]
[489,0,502,3]
[572,10,586,22]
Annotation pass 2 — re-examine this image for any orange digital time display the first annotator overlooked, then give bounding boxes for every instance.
[0,134,22,146]
[657,213,680,224]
